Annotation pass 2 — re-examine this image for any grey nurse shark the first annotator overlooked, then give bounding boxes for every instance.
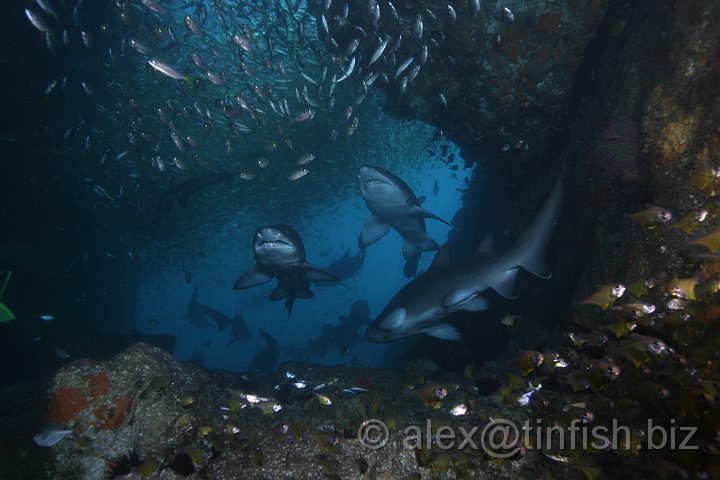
[357,165,451,278]
[365,168,565,343]
[233,224,339,315]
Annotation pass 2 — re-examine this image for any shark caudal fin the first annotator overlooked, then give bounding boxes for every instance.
[510,167,565,279]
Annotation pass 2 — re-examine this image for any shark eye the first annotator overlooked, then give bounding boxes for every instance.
[383,309,406,329]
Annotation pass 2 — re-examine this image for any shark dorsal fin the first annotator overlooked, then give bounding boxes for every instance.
[429,243,452,271]
[475,233,495,258]
[490,268,519,299]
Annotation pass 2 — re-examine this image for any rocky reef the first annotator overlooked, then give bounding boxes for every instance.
[37,342,541,479]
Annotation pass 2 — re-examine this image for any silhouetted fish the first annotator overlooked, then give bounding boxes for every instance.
[158,173,236,212]
[249,330,278,370]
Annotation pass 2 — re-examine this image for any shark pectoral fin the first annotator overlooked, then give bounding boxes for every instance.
[358,216,391,248]
[303,263,341,282]
[410,205,451,226]
[269,286,289,301]
[425,324,462,341]
[475,233,496,258]
[233,266,273,289]
[491,268,519,299]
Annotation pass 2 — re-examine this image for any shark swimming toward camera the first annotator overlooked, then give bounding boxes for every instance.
[357,165,451,278]
[233,224,340,315]
[365,169,565,343]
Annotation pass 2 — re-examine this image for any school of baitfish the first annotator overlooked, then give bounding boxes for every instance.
[23,0,491,217]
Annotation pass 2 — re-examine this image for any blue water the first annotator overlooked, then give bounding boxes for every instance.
[133,129,472,370]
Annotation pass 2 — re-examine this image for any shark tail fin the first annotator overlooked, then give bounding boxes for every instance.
[513,167,565,279]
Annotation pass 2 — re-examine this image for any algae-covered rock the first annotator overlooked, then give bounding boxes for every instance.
[44,342,222,480]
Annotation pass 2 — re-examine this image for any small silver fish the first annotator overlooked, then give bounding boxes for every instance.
[33,422,75,447]
[81,81,93,96]
[293,109,315,122]
[394,56,414,80]
[35,0,58,19]
[184,15,201,35]
[419,44,428,65]
[438,92,448,109]
[206,70,225,86]
[288,168,309,181]
[93,184,115,200]
[140,0,168,16]
[129,38,150,55]
[413,14,423,40]
[407,64,421,84]
[25,8,51,33]
[320,14,329,36]
[296,153,315,165]
[503,6,515,22]
[368,37,388,66]
[81,30,92,49]
[470,0,481,17]
[39,314,55,321]
[344,38,360,58]
[148,59,184,80]
[370,3,380,25]
[447,5,457,22]
[45,80,58,95]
